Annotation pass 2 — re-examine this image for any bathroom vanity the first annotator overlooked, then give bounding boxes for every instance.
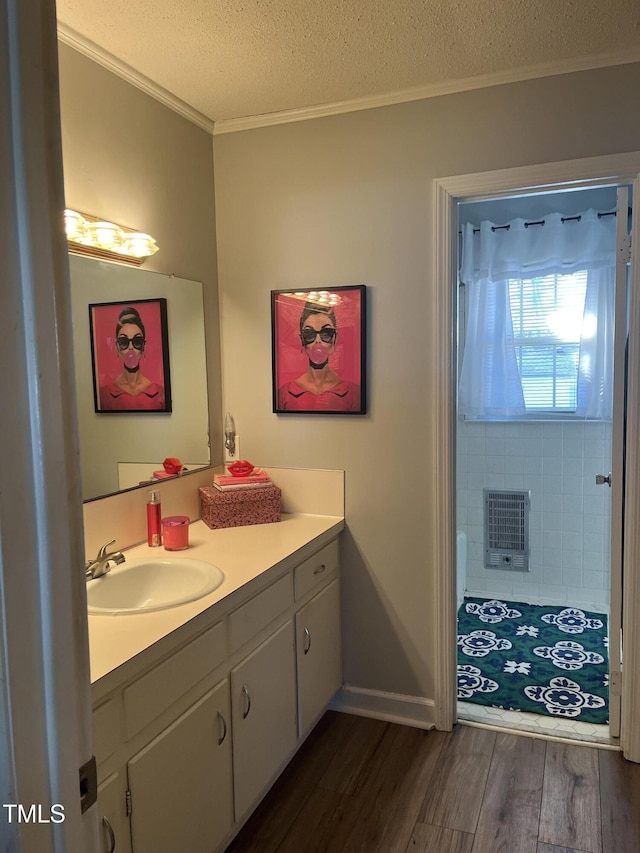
[89,513,343,853]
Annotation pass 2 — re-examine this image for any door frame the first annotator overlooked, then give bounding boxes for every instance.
[1,1,98,848]
[432,151,640,761]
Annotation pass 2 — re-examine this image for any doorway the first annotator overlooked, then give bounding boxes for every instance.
[455,186,623,744]
[431,152,640,761]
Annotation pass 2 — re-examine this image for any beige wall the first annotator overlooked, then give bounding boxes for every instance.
[57,44,223,464]
[57,43,640,710]
[213,63,640,703]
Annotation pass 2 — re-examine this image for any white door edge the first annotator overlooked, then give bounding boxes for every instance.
[607,185,630,739]
[432,152,640,763]
[620,175,640,761]
[1,3,99,849]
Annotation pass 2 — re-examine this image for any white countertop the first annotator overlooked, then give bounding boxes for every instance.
[88,514,344,688]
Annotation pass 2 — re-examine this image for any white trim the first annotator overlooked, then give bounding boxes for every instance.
[56,23,215,135]
[607,186,630,739]
[213,48,640,135]
[212,50,640,134]
[329,685,436,729]
[55,20,640,135]
[434,152,640,199]
[458,719,620,751]
[433,180,457,732]
[433,151,640,762]
[3,2,97,849]
[620,173,640,761]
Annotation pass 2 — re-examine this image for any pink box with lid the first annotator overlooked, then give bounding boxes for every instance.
[199,485,281,530]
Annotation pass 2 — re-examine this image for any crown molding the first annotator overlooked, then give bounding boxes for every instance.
[56,23,215,135]
[56,23,640,137]
[213,47,640,134]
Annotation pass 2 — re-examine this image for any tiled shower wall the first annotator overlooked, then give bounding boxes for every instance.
[456,421,612,612]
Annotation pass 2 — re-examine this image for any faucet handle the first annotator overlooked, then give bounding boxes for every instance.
[86,540,123,580]
[97,539,117,559]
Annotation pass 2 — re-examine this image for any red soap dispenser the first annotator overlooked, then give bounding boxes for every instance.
[147,490,162,547]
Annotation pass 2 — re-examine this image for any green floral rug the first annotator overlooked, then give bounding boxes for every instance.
[457,597,609,724]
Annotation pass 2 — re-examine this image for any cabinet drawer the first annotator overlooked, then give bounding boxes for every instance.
[294,539,339,601]
[123,620,227,740]
[229,574,292,655]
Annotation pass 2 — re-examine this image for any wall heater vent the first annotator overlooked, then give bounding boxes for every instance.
[484,488,530,572]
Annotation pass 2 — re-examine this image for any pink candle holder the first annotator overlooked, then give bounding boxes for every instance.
[162,516,190,550]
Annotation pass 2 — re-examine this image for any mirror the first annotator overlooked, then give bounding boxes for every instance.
[70,255,210,501]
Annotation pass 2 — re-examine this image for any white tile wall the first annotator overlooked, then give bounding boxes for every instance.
[456,421,611,611]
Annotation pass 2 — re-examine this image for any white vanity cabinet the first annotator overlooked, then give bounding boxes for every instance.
[127,681,233,853]
[296,578,342,737]
[97,771,130,853]
[231,620,297,819]
[293,538,341,738]
[94,697,130,853]
[91,533,341,853]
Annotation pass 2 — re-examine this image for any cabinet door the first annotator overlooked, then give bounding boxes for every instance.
[296,578,342,737]
[231,620,297,820]
[97,771,131,853]
[127,680,232,853]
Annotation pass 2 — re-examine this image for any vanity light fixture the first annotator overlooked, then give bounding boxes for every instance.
[64,209,159,266]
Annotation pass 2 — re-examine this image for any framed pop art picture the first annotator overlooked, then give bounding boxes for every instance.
[271,285,367,414]
[89,298,172,413]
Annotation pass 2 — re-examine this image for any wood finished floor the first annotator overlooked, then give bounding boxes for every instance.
[226,712,640,853]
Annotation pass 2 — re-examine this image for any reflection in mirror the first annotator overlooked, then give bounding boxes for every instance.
[70,256,210,501]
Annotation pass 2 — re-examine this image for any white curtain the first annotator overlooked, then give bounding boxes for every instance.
[576,266,615,419]
[458,209,617,419]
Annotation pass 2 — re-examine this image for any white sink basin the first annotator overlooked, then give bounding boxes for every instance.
[87,557,224,615]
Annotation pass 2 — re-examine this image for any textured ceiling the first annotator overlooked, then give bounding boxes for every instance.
[56,0,640,124]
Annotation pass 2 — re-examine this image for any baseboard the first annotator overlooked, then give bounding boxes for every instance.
[329,685,436,729]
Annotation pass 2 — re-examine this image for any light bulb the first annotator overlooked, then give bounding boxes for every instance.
[124,232,159,258]
[64,209,87,242]
[90,221,123,250]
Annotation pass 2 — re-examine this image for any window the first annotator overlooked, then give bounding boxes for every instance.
[508,271,588,413]
[458,210,616,422]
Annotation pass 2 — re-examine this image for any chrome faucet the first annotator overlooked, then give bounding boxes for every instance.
[85,539,125,580]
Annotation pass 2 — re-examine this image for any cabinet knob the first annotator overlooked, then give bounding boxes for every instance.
[313,563,327,576]
[242,683,252,719]
[303,626,311,655]
[217,711,227,745]
[102,815,116,853]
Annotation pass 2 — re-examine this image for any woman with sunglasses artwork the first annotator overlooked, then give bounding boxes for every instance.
[277,301,360,411]
[98,306,166,410]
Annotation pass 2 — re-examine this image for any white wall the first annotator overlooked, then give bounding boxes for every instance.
[457,420,612,611]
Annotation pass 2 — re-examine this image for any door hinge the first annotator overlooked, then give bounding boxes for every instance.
[79,756,97,814]
[618,234,632,264]
[610,671,623,697]
[125,789,132,817]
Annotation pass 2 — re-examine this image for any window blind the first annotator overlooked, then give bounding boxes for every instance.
[508,271,588,412]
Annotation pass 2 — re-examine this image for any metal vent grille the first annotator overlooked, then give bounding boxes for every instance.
[484,488,530,572]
